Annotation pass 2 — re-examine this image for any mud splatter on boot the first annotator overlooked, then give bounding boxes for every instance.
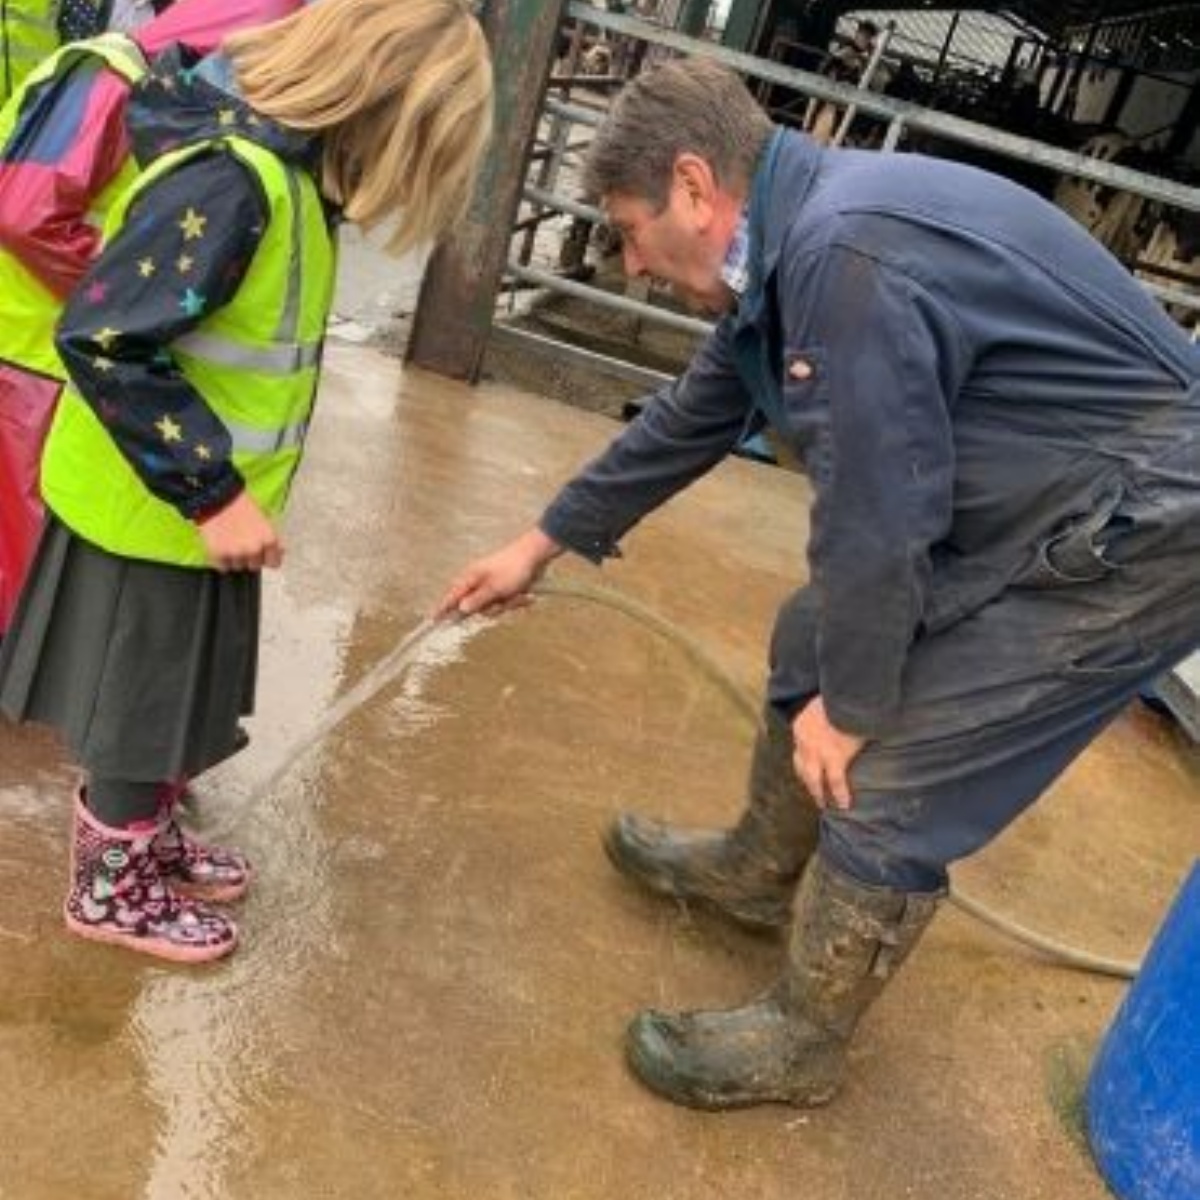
[625,856,940,1110]
[604,708,818,931]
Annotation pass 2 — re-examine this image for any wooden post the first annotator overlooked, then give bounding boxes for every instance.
[407,0,571,382]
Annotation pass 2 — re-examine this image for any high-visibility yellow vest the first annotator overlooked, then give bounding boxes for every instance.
[41,133,337,567]
[0,0,61,102]
[0,33,146,377]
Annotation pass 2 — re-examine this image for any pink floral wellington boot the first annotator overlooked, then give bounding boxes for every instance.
[64,791,237,963]
[152,781,252,903]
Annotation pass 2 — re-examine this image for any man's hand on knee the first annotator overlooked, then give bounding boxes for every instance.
[791,696,866,810]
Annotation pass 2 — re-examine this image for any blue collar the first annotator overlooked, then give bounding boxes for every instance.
[720,130,789,305]
[733,128,785,325]
[738,128,822,319]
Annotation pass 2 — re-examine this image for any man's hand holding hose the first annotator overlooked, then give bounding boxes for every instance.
[434,527,564,619]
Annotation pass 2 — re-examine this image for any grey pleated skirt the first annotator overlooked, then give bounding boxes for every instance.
[0,519,258,781]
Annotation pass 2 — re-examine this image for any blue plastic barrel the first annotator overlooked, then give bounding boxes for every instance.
[1086,861,1200,1200]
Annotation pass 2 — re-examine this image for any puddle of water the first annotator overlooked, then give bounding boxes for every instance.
[129,595,478,1198]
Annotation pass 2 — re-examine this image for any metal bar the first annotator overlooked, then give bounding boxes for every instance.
[563,2,1200,213]
[524,185,603,223]
[1045,46,1071,116]
[490,324,674,389]
[931,10,961,87]
[547,73,626,88]
[1061,21,1102,119]
[1000,34,1022,88]
[1135,257,1200,287]
[415,0,1199,387]
[408,0,570,381]
[529,138,593,162]
[1139,279,1200,314]
[513,210,557,234]
[881,116,905,153]
[831,21,896,148]
[518,187,1200,315]
[544,95,602,127]
[1154,651,1200,743]
[566,5,878,108]
[505,262,714,337]
[518,107,570,267]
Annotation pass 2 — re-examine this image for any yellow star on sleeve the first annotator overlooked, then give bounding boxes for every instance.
[93,356,114,373]
[156,415,183,443]
[177,253,194,274]
[138,257,156,278]
[218,108,237,127]
[179,207,207,240]
[93,327,120,352]
[195,443,212,461]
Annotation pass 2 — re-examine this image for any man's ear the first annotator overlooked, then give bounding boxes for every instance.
[672,153,719,223]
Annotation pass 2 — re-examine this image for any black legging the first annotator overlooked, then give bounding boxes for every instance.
[87,777,162,827]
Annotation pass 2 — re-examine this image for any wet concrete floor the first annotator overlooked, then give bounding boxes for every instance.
[2,337,1199,1199]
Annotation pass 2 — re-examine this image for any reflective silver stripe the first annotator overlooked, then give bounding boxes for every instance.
[225,416,309,455]
[174,329,321,373]
[276,167,304,344]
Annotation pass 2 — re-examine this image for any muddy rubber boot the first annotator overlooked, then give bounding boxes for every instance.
[604,708,818,930]
[64,791,238,964]
[153,783,252,903]
[625,855,941,1110]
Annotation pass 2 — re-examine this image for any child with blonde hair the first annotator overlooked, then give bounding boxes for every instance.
[0,0,304,634]
[0,0,493,962]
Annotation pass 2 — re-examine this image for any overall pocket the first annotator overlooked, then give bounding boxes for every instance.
[1062,625,1158,681]
[1017,481,1127,589]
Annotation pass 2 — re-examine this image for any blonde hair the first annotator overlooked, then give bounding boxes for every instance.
[225,0,493,254]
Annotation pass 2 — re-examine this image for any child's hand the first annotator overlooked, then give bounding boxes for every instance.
[198,492,284,572]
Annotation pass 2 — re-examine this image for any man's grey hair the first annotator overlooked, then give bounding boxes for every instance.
[582,57,774,208]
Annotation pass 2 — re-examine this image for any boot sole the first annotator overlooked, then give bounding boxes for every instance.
[64,911,238,964]
[602,828,790,933]
[625,1027,839,1111]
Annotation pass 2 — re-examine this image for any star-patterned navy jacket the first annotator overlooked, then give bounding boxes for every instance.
[55,44,326,522]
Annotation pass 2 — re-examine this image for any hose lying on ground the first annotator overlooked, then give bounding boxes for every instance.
[227,575,1144,980]
[537,578,1143,980]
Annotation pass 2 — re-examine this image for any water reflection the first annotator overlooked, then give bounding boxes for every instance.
[131,580,476,1198]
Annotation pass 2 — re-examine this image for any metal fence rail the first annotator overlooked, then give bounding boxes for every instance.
[490,324,675,390]
[563,2,1200,210]
[498,2,1200,365]
[506,263,713,337]
[408,0,1199,384]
